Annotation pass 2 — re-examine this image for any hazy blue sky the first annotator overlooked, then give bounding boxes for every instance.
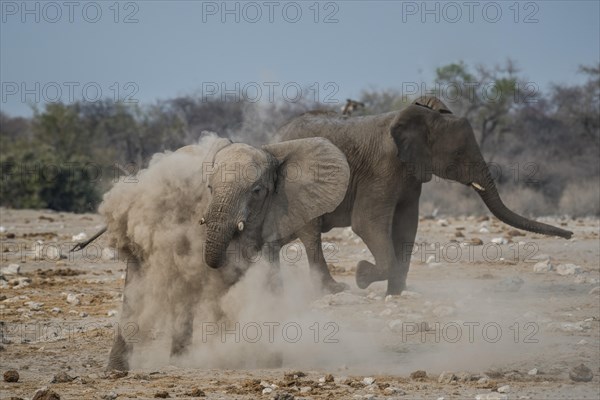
[1,0,599,116]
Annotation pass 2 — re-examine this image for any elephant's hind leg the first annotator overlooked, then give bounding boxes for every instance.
[107,249,142,371]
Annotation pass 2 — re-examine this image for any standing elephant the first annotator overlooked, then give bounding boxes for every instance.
[98,134,349,370]
[277,96,573,296]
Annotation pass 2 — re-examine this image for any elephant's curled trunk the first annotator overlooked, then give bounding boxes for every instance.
[474,169,573,239]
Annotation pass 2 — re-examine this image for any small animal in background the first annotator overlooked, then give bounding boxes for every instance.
[341,99,365,116]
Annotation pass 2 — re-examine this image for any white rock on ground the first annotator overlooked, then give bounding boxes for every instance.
[72,232,88,241]
[102,247,117,261]
[1,264,20,275]
[497,385,510,393]
[362,377,375,385]
[556,263,582,276]
[438,371,456,383]
[528,368,538,375]
[66,293,80,305]
[533,259,553,273]
[491,237,508,245]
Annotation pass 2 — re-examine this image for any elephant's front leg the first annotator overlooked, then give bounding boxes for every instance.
[297,219,348,293]
[389,195,420,295]
[170,294,196,358]
[107,249,141,371]
[353,201,397,293]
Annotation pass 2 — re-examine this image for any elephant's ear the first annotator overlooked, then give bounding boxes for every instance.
[390,111,433,183]
[261,138,350,242]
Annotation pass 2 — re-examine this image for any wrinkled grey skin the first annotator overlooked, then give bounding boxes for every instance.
[105,137,350,371]
[277,96,573,296]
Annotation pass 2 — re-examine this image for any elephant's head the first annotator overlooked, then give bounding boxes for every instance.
[202,138,350,269]
[390,96,572,239]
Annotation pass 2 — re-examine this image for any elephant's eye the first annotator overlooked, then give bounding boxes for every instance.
[252,185,263,197]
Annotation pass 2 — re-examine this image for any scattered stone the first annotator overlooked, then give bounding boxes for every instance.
[312,292,368,308]
[493,276,524,292]
[465,238,484,246]
[497,385,510,393]
[185,388,206,397]
[1,264,20,275]
[10,277,31,288]
[401,290,422,299]
[438,371,456,384]
[66,293,80,305]
[531,253,551,261]
[362,377,375,385]
[299,386,312,393]
[3,369,19,382]
[101,392,117,400]
[262,387,273,395]
[106,370,128,379]
[410,370,427,380]
[107,310,118,317]
[527,368,538,375]
[479,227,490,233]
[569,363,593,382]
[438,219,448,227]
[79,312,88,318]
[51,372,75,383]
[32,388,61,400]
[154,391,169,398]
[72,232,87,242]
[383,387,405,395]
[533,259,553,273]
[475,394,507,400]
[491,237,508,245]
[102,247,117,261]
[589,286,600,295]
[283,371,306,380]
[556,263,582,276]
[26,301,44,311]
[324,373,334,383]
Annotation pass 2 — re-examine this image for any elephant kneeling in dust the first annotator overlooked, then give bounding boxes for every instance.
[99,134,349,371]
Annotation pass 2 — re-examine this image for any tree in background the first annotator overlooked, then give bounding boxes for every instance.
[1,62,598,215]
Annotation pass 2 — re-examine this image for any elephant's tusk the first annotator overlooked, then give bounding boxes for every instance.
[237,221,245,232]
[471,182,485,191]
[199,217,206,225]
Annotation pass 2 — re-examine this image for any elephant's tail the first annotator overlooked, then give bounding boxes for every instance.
[70,226,107,252]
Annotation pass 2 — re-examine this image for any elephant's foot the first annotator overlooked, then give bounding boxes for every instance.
[356,260,387,289]
[106,334,132,371]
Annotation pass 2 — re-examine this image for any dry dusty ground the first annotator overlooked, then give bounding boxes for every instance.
[1,208,599,400]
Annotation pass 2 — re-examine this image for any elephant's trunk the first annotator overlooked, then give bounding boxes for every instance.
[473,167,573,239]
[204,198,239,269]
